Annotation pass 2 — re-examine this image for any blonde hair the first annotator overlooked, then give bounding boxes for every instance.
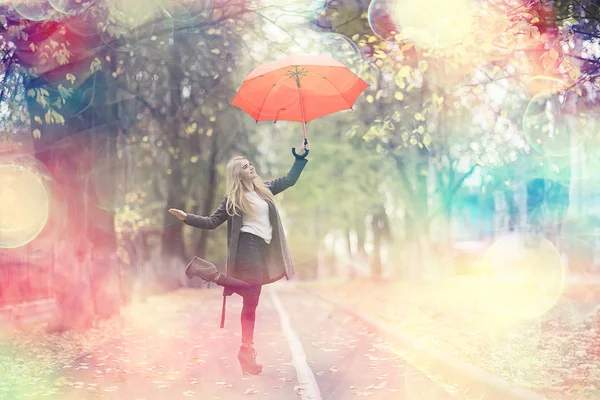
[225,156,275,217]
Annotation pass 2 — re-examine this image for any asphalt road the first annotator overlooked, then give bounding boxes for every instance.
[42,283,459,400]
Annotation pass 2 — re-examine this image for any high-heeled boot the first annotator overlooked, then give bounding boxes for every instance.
[185,257,220,281]
[237,345,262,375]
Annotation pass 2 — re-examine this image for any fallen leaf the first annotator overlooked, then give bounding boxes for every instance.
[374,380,387,389]
[54,376,72,387]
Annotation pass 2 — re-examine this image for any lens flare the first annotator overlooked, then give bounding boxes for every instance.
[106,0,163,29]
[522,92,571,157]
[316,33,362,72]
[12,0,56,21]
[524,76,567,97]
[283,32,362,71]
[99,20,157,53]
[47,0,86,15]
[257,0,327,27]
[63,5,101,37]
[282,0,327,23]
[368,0,401,42]
[385,0,474,49]
[0,164,51,249]
[479,234,565,321]
[161,0,215,21]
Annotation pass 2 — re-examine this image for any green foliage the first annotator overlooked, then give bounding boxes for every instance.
[264,116,393,246]
[3,0,599,272]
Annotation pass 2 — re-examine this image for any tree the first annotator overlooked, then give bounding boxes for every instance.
[0,0,262,327]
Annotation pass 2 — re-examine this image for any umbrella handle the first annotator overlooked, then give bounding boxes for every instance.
[292,138,309,159]
[293,90,309,158]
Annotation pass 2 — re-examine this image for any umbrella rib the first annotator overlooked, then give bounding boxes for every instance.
[306,68,354,109]
[255,74,294,122]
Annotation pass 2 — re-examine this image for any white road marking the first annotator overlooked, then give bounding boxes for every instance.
[269,288,322,400]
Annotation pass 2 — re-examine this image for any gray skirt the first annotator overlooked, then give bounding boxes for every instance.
[235,232,271,286]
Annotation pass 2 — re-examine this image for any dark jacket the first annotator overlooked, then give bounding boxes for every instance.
[184,157,308,297]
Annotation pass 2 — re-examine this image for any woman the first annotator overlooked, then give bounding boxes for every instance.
[168,141,309,375]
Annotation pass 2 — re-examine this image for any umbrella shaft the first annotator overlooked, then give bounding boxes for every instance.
[298,84,307,139]
[299,93,307,139]
[295,65,307,139]
[294,65,302,89]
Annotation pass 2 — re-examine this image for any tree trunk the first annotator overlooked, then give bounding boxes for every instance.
[356,217,367,257]
[414,153,429,278]
[161,36,186,262]
[355,216,369,278]
[160,152,186,259]
[23,62,123,331]
[393,151,428,281]
[404,214,422,281]
[87,134,120,319]
[439,203,455,277]
[371,213,383,281]
[346,228,356,279]
[34,135,95,332]
[196,135,219,258]
[504,188,518,232]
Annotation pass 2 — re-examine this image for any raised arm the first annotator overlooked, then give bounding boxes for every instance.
[266,157,309,196]
[183,198,228,230]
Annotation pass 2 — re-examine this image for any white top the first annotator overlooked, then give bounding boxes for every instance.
[241,191,272,244]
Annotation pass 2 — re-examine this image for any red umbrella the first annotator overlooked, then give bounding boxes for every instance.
[231,54,369,157]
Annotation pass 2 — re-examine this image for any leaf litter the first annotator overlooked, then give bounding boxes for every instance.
[304,278,600,399]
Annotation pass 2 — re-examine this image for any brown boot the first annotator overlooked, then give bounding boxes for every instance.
[238,345,262,375]
[185,257,220,281]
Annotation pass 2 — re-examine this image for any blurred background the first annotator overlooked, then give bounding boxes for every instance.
[0,0,599,334]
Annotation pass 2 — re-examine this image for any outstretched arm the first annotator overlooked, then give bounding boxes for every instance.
[169,198,228,230]
[266,156,309,196]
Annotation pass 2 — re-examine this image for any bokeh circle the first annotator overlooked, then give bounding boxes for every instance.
[479,234,565,321]
[0,164,51,249]
[13,0,57,21]
[522,92,572,157]
[368,0,401,42]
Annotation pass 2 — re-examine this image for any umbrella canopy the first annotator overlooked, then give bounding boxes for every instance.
[230,55,369,124]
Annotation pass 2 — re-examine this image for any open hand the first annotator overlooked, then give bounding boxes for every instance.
[169,208,187,221]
